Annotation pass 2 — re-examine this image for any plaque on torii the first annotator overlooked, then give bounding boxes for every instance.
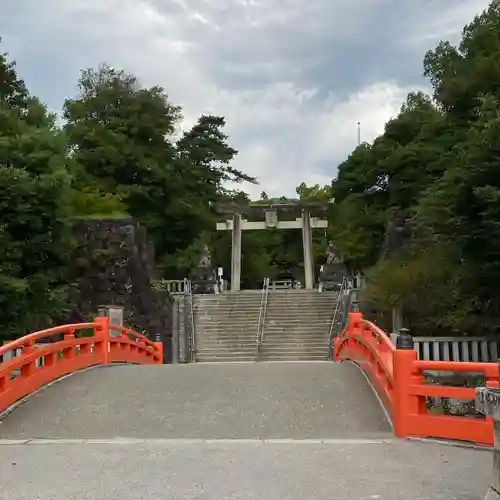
[214,201,331,291]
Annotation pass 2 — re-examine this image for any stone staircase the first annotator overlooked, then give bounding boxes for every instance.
[259,289,337,361]
[192,289,338,362]
[193,291,261,362]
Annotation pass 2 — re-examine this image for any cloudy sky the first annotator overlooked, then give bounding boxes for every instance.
[0,0,491,198]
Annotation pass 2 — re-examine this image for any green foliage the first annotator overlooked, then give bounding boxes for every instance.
[64,66,256,274]
[4,1,500,341]
[0,50,73,339]
[70,185,128,219]
[331,1,500,335]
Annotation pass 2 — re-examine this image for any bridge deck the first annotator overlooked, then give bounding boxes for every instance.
[0,362,391,439]
[0,362,492,499]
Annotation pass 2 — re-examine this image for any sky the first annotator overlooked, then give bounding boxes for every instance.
[0,0,492,198]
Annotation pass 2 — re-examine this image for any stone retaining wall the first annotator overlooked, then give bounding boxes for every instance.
[70,218,173,361]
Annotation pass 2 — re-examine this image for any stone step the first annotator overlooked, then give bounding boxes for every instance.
[258,353,329,361]
[196,331,256,337]
[262,329,330,334]
[265,318,331,322]
[195,311,260,316]
[196,339,257,346]
[266,291,338,296]
[265,303,337,310]
[260,346,329,352]
[261,344,327,351]
[196,329,256,335]
[191,288,338,363]
[198,338,325,344]
[262,337,328,343]
[195,320,258,324]
[195,327,258,333]
[262,329,329,335]
[194,342,257,349]
[263,339,327,345]
[198,338,326,346]
[195,353,257,362]
[265,313,332,326]
[196,322,329,330]
[266,294,338,300]
[265,308,335,313]
[194,316,258,322]
[263,336,327,341]
[193,301,336,310]
[265,304,336,309]
[194,318,260,324]
[198,329,327,335]
[197,347,257,353]
[263,330,329,335]
[262,341,327,346]
[262,343,327,348]
[194,298,263,304]
[195,345,256,350]
[266,295,337,300]
[194,290,337,297]
[197,347,257,354]
[195,330,257,337]
[193,297,262,304]
[195,341,326,348]
[195,326,258,331]
[193,306,261,312]
[194,294,338,304]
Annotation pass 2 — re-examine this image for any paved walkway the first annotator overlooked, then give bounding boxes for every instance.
[0,362,492,499]
[0,362,391,439]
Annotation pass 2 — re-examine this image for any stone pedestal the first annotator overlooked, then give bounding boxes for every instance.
[476,381,500,499]
[98,304,124,337]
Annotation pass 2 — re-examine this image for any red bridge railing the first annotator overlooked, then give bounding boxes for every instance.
[334,311,497,446]
[0,317,162,413]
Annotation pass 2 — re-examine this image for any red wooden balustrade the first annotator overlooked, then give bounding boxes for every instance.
[0,317,162,413]
[334,311,497,446]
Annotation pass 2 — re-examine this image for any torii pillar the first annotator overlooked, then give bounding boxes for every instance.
[230,212,242,292]
[215,202,328,291]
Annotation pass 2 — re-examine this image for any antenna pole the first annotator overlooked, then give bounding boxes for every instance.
[357,121,361,146]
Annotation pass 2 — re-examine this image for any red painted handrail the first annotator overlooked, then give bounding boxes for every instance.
[334,312,498,446]
[0,317,162,413]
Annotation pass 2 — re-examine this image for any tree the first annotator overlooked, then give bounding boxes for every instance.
[0,40,28,110]
[296,182,331,202]
[64,65,254,277]
[0,48,73,339]
[327,0,500,335]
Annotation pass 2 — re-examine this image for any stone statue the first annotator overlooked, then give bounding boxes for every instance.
[198,245,212,269]
[325,240,341,264]
[189,245,217,293]
[318,240,348,290]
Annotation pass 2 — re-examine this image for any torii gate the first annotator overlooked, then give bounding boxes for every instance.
[214,201,330,291]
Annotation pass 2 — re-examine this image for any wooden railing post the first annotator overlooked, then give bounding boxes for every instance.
[346,311,362,333]
[392,348,418,438]
[94,316,110,365]
[154,342,164,364]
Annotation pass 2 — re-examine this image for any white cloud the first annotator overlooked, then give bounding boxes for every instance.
[226,80,412,197]
[402,0,492,49]
[0,0,491,198]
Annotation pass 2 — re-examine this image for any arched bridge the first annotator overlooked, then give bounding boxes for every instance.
[0,315,494,499]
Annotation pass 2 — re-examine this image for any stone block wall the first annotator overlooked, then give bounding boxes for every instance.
[70,218,173,361]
